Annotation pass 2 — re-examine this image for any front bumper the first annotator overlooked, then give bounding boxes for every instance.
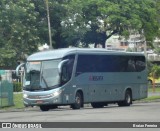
[23,95,62,106]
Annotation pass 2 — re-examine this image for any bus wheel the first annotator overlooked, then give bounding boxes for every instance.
[118,90,132,106]
[71,92,82,109]
[40,105,50,111]
[91,102,104,108]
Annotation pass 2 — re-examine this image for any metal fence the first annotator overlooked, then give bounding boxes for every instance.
[0,70,14,108]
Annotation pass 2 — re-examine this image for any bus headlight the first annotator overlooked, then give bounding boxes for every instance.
[52,90,62,97]
[23,93,28,98]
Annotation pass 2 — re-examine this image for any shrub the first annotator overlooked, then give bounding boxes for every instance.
[13,81,22,92]
[151,64,160,79]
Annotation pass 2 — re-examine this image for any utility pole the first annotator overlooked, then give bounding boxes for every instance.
[144,40,147,58]
[142,29,147,58]
[45,0,52,49]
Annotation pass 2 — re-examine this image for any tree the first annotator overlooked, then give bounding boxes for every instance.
[33,0,74,48]
[0,0,73,67]
[0,0,40,68]
[59,0,89,47]
[0,0,160,68]
[63,0,160,48]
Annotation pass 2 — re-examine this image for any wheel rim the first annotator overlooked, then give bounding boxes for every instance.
[76,96,80,104]
[126,93,131,104]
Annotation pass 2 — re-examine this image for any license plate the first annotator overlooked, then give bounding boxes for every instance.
[36,100,43,104]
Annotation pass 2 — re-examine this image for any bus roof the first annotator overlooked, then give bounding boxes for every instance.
[27,48,144,61]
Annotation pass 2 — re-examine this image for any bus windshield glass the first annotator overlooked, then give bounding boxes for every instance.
[24,59,61,91]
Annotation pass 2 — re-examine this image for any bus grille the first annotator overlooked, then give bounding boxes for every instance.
[28,94,52,99]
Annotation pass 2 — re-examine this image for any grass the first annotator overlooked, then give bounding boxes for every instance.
[0,98,8,107]
[148,86,160,92]
[13,93,25,109]
[0,93,24,110]
[143,96,160,101]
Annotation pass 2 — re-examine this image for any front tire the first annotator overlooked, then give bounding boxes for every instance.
[118,90,132,106]
[40,105,50,111]
[71,92,82,109]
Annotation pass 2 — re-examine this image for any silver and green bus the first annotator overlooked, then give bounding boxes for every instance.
[16,48,148,111]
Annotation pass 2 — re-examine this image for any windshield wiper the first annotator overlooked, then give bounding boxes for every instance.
[41,75,49,89]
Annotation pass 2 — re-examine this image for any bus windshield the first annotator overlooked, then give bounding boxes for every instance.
[24,59,61,91]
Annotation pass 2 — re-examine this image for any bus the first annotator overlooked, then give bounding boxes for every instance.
[16,48,148,111]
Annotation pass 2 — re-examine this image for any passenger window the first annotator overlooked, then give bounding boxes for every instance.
[76,54,146,76]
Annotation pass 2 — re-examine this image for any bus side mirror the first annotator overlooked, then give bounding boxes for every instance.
[58,59,69,75]
[61,64,69,82]
[16,63,25,76]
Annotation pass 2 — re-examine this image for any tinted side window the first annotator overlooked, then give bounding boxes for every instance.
[76,55,145,74]
[135,56,146,72]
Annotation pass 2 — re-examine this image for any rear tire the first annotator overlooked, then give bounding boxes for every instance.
[71,92,82,109]
[40,105,50,111]
[118,90,132,106]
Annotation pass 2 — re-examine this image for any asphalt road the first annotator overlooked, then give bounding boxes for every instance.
[0,102,160,122]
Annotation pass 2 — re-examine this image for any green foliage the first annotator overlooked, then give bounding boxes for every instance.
[142,96,160,101]
[0,0,160,67]
[151,64,160,79]
[13,82,22,92]
[0,0,40,68]
[1,93,24,109]
[63,0,160,48]
[13,93,24,108]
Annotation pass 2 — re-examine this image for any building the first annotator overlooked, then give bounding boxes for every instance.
[106,34,145,52]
